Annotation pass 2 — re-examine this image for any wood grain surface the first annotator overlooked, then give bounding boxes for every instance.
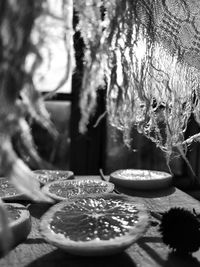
[1,176,200,267]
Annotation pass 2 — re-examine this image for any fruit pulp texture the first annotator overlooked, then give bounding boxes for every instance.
[0,179,19,197]
[50,197,139,241]
[49,181,111,198]
[115,170,169,180]
[38,173,71,184]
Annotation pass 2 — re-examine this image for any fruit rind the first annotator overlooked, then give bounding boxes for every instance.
[0,203,31,251]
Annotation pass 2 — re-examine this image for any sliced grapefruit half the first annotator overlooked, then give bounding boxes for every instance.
[40,194,149,256]
[41,179,115,201]
[0,203,31,251]
[110,169,172,190]
[0,177,25,201]
[33,170,74,185]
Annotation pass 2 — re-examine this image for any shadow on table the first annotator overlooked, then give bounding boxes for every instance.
[137,236,200,267]
[116,186,175,198]
[164,252,200,267]
[28,203,53,219]
[26,249,136,267]
[23,238,47,245]
[137,236,165,266]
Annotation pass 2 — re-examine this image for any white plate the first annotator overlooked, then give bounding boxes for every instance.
[110,169,172,190]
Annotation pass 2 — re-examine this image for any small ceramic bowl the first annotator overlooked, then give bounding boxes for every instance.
[110,169,172,190]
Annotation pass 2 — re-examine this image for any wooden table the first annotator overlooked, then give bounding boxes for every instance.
[1,176,200,267]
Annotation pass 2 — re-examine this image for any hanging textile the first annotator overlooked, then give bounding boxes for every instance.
[75,0,200,160]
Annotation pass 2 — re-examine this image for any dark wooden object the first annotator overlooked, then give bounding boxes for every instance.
[70,18,106,175]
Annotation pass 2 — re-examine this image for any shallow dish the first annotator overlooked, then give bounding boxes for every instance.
[110,169,172,190]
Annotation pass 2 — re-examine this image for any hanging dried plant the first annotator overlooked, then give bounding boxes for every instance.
[75,0,200,163]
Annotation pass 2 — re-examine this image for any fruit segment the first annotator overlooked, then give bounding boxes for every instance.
[40,194,149,256]
[33,170,74,185]
[0,203,31,252]
[42,179,115,201]
[0,178,25,201]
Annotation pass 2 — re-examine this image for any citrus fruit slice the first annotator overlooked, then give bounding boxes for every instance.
[110,169,172,190]
[0,203,31,251]
[40,194,149,256]
[0,177,25,201]
[41,179,115,201]
[33,170,74,185]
